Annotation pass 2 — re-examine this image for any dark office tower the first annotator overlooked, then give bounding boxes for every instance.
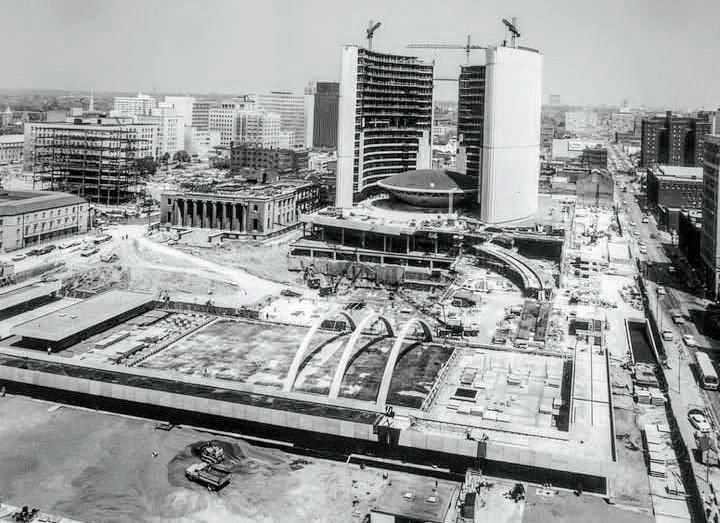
[456,66,486,179]
[311,82,339,149]
[641,111,712,168]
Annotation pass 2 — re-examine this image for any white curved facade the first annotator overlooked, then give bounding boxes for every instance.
[480,46,543,224]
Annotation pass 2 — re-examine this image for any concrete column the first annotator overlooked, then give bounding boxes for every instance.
[202,201,208,228]
[231,204,237,231]
[448,193,454,215]
[194,201,201,227]
[223,203,230,230]
[406,236,410,254]
[182,200,188,226]
[242,206,248,232]
[172,200,179,225]
[434,238,438,254]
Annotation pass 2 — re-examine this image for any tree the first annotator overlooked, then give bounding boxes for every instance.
[135,156,157,178]
[173,150,191,163]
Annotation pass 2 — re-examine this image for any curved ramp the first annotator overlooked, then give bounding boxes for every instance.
[474,243,553,299]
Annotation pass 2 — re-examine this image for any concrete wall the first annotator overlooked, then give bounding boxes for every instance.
[336,45,359,208]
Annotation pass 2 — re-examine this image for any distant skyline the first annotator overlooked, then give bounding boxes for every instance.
[1,0,719,110]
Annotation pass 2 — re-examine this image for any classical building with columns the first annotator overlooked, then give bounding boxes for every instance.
[160,180,320,237]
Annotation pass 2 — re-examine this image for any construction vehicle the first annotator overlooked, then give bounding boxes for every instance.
[185,462,231,491]
[200,443,225,465]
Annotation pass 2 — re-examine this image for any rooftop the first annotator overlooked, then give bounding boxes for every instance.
[0,134,23,144]
[378,169,478,194]
[371,476,459,523]
[13,290,154,343]
[0,190,85,216]
[655,165,703,182]
[164,179,313,200]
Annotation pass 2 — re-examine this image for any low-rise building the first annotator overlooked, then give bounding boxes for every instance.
[184,127,221,159]
[230,143,308,178]
[0,135,24,164]
[581,146,608,169]
[647,164,703,231]
[0,190,89,251]
[159,179,320,237]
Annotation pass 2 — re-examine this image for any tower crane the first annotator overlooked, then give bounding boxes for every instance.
[407,34,486,65]
[366,20,382,51]
[502,17,520,47]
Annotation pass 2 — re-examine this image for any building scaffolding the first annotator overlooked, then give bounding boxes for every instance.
[32,124,153,205]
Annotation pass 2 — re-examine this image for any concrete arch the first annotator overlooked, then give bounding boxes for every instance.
[283,310,356,392]
[328,313,395,399]
[375,317,433,410]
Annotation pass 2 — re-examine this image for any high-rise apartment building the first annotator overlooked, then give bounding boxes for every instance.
[456,46,543,224]
[28,118,157,204]
[208,99,252,147]
[251,92,306,149]
[641,111,711,167]
[112,93,157,117]
[305,81,339,149]
[335,46,433,207]
[701,135,720,298]
[236,110,281,148]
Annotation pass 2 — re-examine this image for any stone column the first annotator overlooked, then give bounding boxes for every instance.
[202,201,208,229]
[221,203,227,230]
[193,201,200,227]
[231,203,237,231]
[172,200,179,225]
[182,200,188,227]
[242,206,248,232]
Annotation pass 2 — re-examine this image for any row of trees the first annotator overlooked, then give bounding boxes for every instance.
[135,150,193,177]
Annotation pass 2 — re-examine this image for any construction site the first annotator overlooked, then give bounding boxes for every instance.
[30,119,156,205]
[0,183,661,521]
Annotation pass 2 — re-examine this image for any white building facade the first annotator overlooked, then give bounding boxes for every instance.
[236,110,281,148]
[479,45,543,224]
[112,93,157,117]
[251,92,305,149]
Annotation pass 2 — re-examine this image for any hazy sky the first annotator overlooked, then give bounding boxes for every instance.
[1,0,719,108]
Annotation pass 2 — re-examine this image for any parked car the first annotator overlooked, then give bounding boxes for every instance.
[662,329,674,341]
[639,247,648,254]
[689,411,712,433]
[59,241,81,249]
[657,286,666,295]
[80,246,99,257]
[11,253,26,261]
[682,334,697,347]
[642,217,649,224]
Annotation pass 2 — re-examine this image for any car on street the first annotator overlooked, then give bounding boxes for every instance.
[630,221,636,227]
[662,329,674,341]
[80,246,99,257]
[59,241,81,249]
[642,217,649,223]
[36,244,56,255]
[689,411,712,433]
[671,313,685,325]
[682,334,697,347]
[639,247,648,254]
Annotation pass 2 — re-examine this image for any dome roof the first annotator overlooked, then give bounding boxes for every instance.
[378,169,477,193]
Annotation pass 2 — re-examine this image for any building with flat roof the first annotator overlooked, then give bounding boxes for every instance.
[137,105,184,157]
[236,110,281,148]
[13,289,154,351]
[477,45,543,224]
[305,81,339,149]
[647,165,703,231]
[336,46,433,207]
[679,209,702,273]
[551,138,606,160]
[641,111,711,168]
[27,119,156,204]
[230,143,308,180]
[0,190,88,251]
[112,93,157,117]
[370,476,459,523]
[250,91,306,149]
[191,100,213,131]
[701,135,720,298]
[160,179,320,237]
[0,134,24,164]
